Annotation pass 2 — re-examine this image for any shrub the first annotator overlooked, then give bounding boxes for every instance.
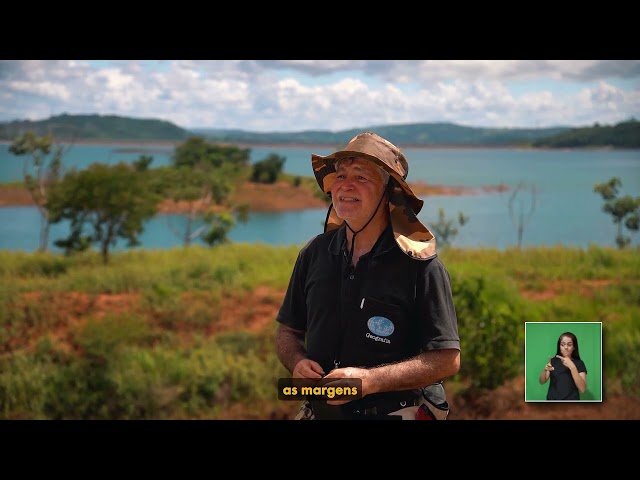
[453,273,525,391]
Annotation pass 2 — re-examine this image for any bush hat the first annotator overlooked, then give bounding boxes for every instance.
[311,131,437,259]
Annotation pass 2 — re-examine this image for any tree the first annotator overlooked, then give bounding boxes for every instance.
[594,177,640,249]
[132,154,154,172]
[166,138,250,246]
[201,211,237,245]
[47,162,159,264]
[506,181,537,248]
[173,137,250,170]
[429,208,469,248]
[250,153,286,183]
[9,132,67,251]
[164,166,237,246]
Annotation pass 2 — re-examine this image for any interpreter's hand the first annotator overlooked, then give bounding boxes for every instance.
[556,355,576,370]
[293,358,324,379]
[544,357,554,372]
[323,366,369,406]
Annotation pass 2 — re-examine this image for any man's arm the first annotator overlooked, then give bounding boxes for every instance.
[325,348,460,402]
[275,323,308,374]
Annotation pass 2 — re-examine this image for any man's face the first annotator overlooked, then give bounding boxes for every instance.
[330,157,387,227]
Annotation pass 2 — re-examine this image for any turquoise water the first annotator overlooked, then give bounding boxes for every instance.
[1,144,639,251]
[0,143,177,182]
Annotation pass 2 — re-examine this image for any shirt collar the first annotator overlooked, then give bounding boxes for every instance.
[328,225,346,256]
[328,222,396,258]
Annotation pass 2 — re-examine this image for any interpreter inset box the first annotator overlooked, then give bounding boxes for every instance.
[524,321,602,402]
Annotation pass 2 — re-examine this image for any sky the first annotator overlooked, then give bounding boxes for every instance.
[1,60,639,132]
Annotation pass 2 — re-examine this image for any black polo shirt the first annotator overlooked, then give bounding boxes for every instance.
[547,357,587,400]
[276,223,460,375]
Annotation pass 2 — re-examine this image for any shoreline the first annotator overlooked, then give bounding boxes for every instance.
[0,139,627,151]
[0,180,510,213]
[0,139,523,149]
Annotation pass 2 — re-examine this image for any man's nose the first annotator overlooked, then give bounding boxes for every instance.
[340,177,356,188]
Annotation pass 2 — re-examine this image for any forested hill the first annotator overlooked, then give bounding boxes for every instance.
[0,114,191,142]
[532,119,640,148]
[0,114,638,148]
[192,123,571,147]
[194,120,640,148]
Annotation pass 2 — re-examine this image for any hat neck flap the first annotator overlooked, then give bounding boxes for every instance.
[324,194,437,261]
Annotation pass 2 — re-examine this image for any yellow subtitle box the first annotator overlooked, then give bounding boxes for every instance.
[278,378,363,401]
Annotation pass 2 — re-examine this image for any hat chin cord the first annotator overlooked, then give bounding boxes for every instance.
[342,189,387,276]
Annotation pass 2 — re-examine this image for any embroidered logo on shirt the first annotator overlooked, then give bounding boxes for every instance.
[366,332,391,344]
[367,316,395,337]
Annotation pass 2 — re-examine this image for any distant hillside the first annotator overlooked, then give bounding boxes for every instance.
[0,114,191,142]
[1,114,637,148]
[191,123,572,147]
[532,119,640,148]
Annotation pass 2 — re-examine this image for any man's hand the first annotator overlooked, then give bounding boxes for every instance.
[323,367,368,405]
[293,358,324,379]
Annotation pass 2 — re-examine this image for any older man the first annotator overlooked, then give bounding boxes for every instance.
[275,132,460,420]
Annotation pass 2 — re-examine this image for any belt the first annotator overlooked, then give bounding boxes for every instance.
[350,391,422,417]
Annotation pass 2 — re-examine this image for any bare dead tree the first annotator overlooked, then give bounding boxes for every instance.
[9,132,74,251]
[165,189,214,246]
[507,181,537,248]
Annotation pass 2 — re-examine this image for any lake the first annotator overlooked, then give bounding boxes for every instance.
[1,143,639,251]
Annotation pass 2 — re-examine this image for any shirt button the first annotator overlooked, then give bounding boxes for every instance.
[349,274,354,280]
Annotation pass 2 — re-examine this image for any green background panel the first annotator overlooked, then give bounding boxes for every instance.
[525,322,602,401]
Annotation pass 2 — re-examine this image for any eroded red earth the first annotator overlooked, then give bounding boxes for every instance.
[11,280,640,420]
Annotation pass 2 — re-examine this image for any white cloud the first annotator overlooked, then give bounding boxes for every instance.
[6,80,71,101]
[0,60,638,130]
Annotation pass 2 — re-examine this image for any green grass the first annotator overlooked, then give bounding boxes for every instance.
[0,243,638,418]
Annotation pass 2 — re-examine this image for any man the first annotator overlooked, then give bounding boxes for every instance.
[275,132,460,420]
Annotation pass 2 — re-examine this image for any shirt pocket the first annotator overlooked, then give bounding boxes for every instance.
[351,296,410,362]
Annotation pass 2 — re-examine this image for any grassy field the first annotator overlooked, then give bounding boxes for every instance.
[1,244,639,419]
